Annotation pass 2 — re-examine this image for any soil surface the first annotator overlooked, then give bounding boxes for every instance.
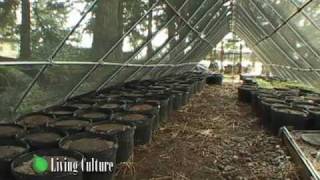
[17,115,54,128]
[0,125,24,137]
[53,120,90,129]
[90,123,129,134]
[62,138,114,153]
[80,112,107,119]
[116,84,298,180]
[124,114,146,121]
[129,104,154,112]
[0,146,26,159]
[25,132,62,143]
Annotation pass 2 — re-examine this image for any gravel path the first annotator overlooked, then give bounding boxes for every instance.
[117,84,298,180]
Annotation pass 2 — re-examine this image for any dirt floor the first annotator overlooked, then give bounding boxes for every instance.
[116,83,299,180]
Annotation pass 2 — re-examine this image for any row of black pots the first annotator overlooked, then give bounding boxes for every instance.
[0,72,208,180]
[238,79,320,135]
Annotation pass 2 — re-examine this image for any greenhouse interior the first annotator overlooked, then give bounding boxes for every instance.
[1,0,320,179]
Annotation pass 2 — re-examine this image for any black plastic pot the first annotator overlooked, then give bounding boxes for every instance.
[86,121,135,163]
[59,132,118,180]
[291,100,318,108]
[16,113,55,129]
[125,103,159,131]
[11,149,83,180]
[20,128,68,150]
[113,112,154,145]
[49,118,91,135]
[304,95,320,104]
[260,98,287,129]
[180,82,197,95]
[238,85,257,103]
[284,96,303,103]
[172,87,190,107]
[44,106,78,119]
[0,124,24,139]
[74,108,113,123]
[306,107,320,130]
[0,139,29,180]
[242,78,256,85]
[171,90,184,110]
[206,73,223,85]
[251,91,259,115]
[143,94,170,123]
[274,89,300,98]
[251,89,274,115]
[270,107,308,135]
[174,85,192,102]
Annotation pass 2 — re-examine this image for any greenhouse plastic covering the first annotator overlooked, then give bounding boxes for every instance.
[0,0,319,120]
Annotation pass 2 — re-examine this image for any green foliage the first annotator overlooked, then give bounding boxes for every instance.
[31,0,74,59]
[0,0,19,38]
[256,78,319,93]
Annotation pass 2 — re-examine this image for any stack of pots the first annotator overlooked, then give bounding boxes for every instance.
[0,72,207,180]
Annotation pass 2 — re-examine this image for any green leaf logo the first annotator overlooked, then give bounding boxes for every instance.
[32,155,49,174]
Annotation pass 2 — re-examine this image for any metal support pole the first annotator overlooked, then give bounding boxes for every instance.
[239,44,243,74]
[220,41,224,73]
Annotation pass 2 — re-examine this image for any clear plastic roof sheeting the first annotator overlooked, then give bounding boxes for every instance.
[1,0,320,120]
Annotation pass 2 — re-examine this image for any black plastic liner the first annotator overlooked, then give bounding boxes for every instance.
[11,149,83,180]
[0,139,29,180]
[86,121,135,163]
